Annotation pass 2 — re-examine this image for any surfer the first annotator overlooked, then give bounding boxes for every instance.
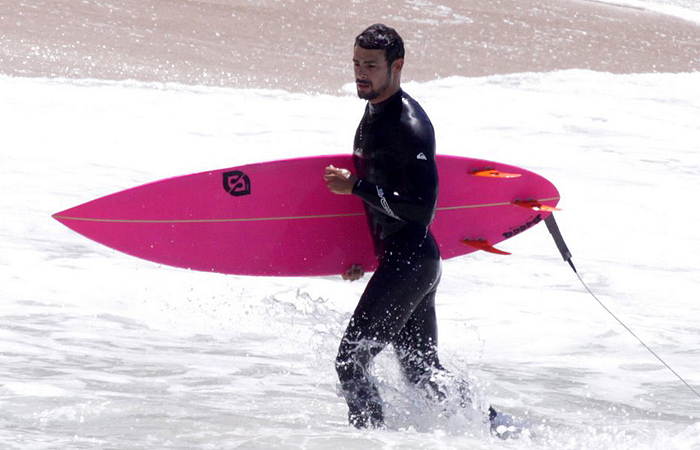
[324,24,509,432]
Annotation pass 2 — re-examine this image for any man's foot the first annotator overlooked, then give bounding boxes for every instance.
[488,407,532,440]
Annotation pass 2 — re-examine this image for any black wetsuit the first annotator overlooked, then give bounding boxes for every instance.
[335,89,449,428]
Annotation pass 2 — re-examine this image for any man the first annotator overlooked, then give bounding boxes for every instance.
[324,24,499,431]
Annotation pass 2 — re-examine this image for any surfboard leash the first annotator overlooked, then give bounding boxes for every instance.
[544,214,700,402]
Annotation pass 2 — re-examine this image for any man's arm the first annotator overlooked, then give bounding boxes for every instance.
[324,155,437,226]
[350,151,438,226]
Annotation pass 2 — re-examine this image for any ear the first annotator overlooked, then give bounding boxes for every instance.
[392,58,404,75]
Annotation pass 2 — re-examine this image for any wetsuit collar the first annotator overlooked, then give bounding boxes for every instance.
[368,89,403,118]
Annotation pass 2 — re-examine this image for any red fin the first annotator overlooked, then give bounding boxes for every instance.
[512,200,561,212]
[462,238,511,255]
[471,168,522,179]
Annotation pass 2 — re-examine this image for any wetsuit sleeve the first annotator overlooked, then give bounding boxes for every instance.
[351,126,438,226]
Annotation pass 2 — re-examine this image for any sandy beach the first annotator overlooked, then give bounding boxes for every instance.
[1,0,700,94]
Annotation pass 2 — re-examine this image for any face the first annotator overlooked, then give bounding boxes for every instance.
[353,45,403,103]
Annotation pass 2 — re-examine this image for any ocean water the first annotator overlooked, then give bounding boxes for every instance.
[607,0,700,21]
[1,68,699,449]
[625,0,700,13]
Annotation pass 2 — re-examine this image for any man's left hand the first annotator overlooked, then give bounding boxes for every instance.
[342,264,365,281]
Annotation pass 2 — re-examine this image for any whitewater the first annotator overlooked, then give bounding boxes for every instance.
[1,67,699,449]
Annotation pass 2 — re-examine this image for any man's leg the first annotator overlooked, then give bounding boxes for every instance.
[394,284,478,410]
[393,288,444,391]
[395,287,502,427]
[335,248,440,428]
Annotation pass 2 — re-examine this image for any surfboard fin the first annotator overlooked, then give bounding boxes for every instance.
[512,199,561,212]
[471,168,522,179]
[462,238,511,255]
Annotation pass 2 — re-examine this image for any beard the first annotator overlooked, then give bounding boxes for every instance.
[356,70,393,101]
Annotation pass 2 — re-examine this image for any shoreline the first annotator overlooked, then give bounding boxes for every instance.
[578,0,647,11]
[1,0,700,94]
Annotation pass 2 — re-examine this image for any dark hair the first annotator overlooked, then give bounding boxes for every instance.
[355,24,405,66]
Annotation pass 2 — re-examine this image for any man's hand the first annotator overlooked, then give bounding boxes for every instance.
[324,165,358,195]
[342,264,364,281]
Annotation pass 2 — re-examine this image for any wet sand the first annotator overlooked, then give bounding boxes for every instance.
[1,0,700,94]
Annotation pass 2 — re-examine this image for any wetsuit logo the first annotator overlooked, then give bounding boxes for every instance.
[222,171,251,197]
[376,186,399,219]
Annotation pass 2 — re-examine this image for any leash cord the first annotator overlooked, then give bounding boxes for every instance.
[544,214,700,402]
[573,267,700,401]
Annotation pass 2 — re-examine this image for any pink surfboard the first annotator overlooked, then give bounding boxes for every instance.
[52,155,559,276]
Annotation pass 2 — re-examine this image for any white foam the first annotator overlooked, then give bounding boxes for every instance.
[586,0,700,24]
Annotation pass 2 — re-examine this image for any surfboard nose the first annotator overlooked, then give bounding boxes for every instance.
[52,208,72,224]
[52,203,84,225]
[52,202,104,237]
[52,207,83,237]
